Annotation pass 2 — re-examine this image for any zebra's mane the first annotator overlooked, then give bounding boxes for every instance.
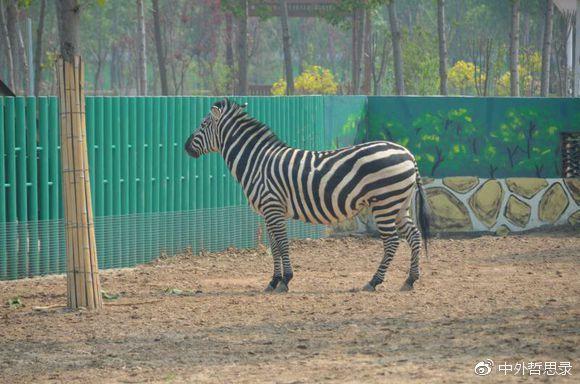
[220,99,288,148]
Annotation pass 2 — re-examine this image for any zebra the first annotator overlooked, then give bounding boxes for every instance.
[185,98,430,293]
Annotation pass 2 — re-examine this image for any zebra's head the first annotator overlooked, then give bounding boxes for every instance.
[185,98,246,158]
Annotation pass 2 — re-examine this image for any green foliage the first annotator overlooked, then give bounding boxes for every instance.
[16,0,561,96]
[402,26,438,95]
[323,0,389,29]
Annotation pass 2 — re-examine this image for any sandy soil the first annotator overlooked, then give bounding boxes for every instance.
[1,230,579,384]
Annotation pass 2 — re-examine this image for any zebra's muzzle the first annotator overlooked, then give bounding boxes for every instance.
[184,136,200,158]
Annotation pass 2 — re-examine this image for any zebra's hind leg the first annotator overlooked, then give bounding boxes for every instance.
[396,216,422,291]
[264,212,292,293]
[363,217,400,292]
[264,230,282,292]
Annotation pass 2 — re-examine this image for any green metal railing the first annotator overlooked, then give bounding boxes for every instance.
[0,96,327,280]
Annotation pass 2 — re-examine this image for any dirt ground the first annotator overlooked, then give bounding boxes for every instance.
[1,229,579,384]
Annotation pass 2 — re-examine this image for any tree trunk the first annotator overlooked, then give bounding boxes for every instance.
[93,52,103,94]
[575,0,580,97]
[57,0,80,62]
[136,0,147,95]
[356,9,364,93]
[5,0,21,92]
[350,9,359,94]
[236,0,248,95]
[16,12,29,94]
[483,38,492,96]
[225,12,234,92]
[540,0,554,96]
[388,0,405,95]
[278,0,294,95]
[110,44,118,93]
[34,0,46,96]
[437,0,448,95]
[152,0,168,95]
[370,32,388,95]
[522,8,530,46]
[0,1,15,91]
[510,0,520,96]
[361,7,372,95]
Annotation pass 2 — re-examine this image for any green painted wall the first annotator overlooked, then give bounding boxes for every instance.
[367,97,580,178]
[322,95,367,149]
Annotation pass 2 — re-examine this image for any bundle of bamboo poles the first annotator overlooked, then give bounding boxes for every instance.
[57,56,102,310]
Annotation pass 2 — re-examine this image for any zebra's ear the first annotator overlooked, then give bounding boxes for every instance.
[240,102,248,109]
[211,106,221,120]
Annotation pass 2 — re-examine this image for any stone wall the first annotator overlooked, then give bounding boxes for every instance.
[330,178,580,235]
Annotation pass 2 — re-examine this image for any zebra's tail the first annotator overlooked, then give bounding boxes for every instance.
[414,167,431,258]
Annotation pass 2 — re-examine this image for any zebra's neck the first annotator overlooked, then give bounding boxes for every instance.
[220,116,289,186]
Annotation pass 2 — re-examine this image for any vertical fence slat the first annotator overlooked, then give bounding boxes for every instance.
[103,97,113,268]
[86,98,95,200]
[128,97,137,264]
[144,97,153,262]
[151,97,160,259]
[0,99,6,279]
[26,97,39,276]
[186,98,196,248]
[48,97,61,273]
[94,97,104,219]
[112,97,121,267]
[15,97,28,278]
[119,97,129,268]
[174,97,183,252]
[159,97,167,252]
[167,97,176,252]
[5,98,17,279]
[136,97,145,264]
[38,98,50,275]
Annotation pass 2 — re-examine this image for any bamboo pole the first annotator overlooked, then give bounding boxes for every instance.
[57,56,102,310]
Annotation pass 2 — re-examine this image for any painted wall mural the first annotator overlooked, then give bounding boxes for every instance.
[365,97,580,178]
[318,97,580,234]
[330,178,579,235]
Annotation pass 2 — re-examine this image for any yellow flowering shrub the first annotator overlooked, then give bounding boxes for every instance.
[447,60,485,95]
[271,65,339,95]
[497,52,542,96]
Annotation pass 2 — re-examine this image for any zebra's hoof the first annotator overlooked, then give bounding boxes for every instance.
[362,282,376,292]
[274,282,289,293]
[400,281,414,291]
[264,284,276,293]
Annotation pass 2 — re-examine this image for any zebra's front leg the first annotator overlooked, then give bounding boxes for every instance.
[264,213,292,293]
[264,229,283,292]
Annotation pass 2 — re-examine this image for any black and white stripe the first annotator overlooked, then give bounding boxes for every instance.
[185,98,430,292]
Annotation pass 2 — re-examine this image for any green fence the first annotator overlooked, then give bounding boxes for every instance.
[0,96,327,280]
[3,95,579,280]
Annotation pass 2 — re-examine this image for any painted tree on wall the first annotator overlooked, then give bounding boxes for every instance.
[491,108,559,177]
[410,109,479,176]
